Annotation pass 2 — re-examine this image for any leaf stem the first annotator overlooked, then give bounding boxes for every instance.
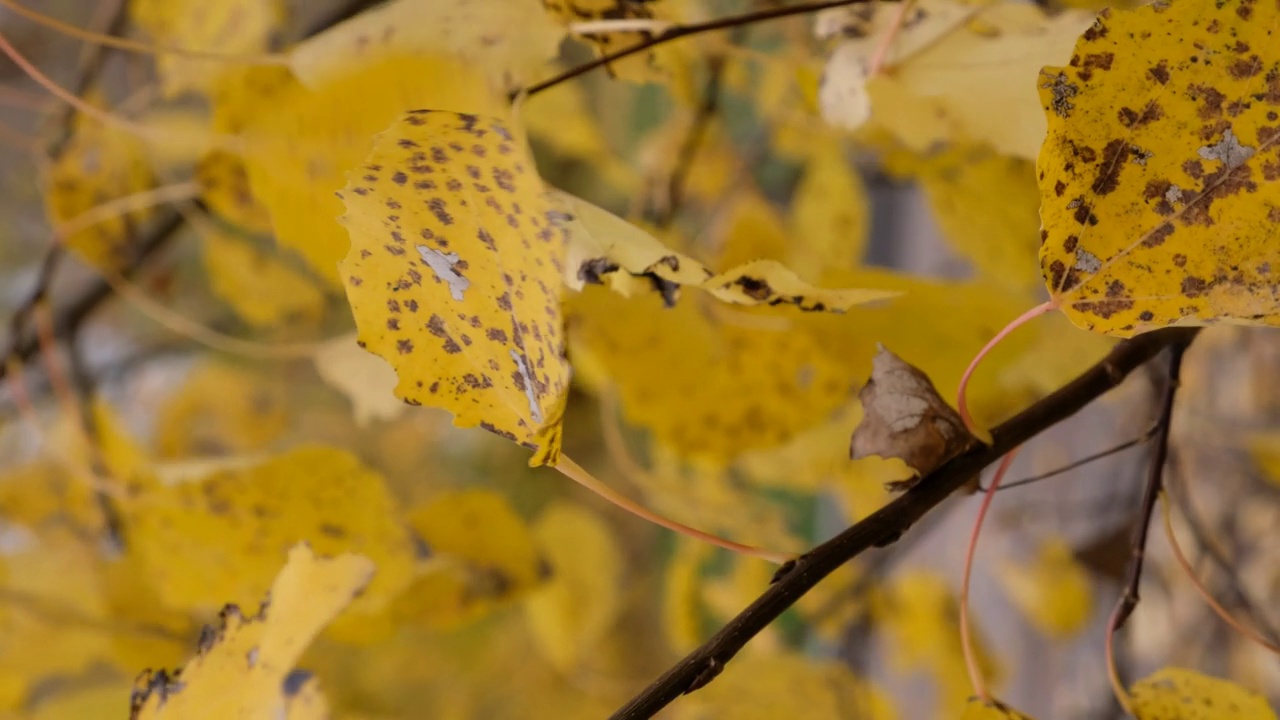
[956,300,1056,436]
[959,448,1018,703]
[554,454,796,564]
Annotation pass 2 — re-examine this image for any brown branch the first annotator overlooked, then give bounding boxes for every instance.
[1112,337,1191,631]
[521,0,875,98]
[610,327,1200,720]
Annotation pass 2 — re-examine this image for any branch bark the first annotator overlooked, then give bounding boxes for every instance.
[610,326,1201,720]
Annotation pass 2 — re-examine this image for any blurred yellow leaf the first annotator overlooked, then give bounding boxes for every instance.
[569,285,855,460]
[120,446,415,621]
[289,0,563,93]
[909,144,1042,294]
[339,110,570,465]
[788,134,869,274]
[662,538,714,654]
[155,361,288,458]
[130,543,373,719]
[27,683,130,720]
[995,537,1093,638]
[558,190,897,310]
[1038,0,1280,337]
[1249,434,1280,488]
[44,105,155,272]
[523,501,622,673]
[313,332,405,427]
[1130,667,1278,720]
[519,78,639,193]
[673,653,897,720]
[232,55,502,284]
[873,571,999,715]
[394,490,546,629]
[131,0,285,98]
[200,230,326,328]
[195,151,273,234]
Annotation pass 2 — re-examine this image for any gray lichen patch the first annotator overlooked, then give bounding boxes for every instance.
[1197,127,1255,168]
[416,244,470,300]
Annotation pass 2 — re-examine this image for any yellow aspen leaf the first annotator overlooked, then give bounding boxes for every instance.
[288,0,563,93]
[995,537,1094,638]
[233,55,503,285]
[872,572,1000,715]
[795,562,866,643]
[120,446,416,621]
[523,501,622,674]
[568,285,857,460]
[155,362,288,458]
[0,461,97,530]
[130,544,373,720]
[44,105,155,272]
[27,683,131,720]
[662,538,714,653]
[909,144,1043,294]
[673,653,898,720]
[788,133,870,274]
[542,0,676,83]
[339,110,570,466]
[1130,667,1279,720]
[0,526,110,711]
[200,231,326,329]
[960,698,1039,720]
[130,0,285,98]
[313,332,405,427]
[519,77,639,194]
[557,190,898,310]
[195,151,273,234]
[1038,0,1280,337]
[1249,433,1280,487]
[393,490,546,629]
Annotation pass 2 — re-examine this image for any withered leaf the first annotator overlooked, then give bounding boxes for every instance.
[850,345,977,490]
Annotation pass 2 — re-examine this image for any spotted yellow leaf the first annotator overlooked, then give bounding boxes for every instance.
[339,110,570,465]
[393,490,546,629]
[523,501,622,673]
[120,446,416,621]
[995,536,1094,638]
[44,104,155,272]
[542,0,675,83]
[131,0,285,98]
[1130,667,1278,719]
[1038,0,1280,336]
[130,544,372,720]
[557,190,898,311]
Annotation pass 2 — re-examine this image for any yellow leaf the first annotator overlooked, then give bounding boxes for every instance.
[339,110,570,466]
[662,538,714,653]
[195,151,273,234]
[568,285,858,460]
[910,144,1043,293]
[788,134,870,274]
[155,361,288,458]
[200,230,326,328]
[1130,667,1278,720]
[523,501,622,673]
[1038,0,1280,337]
[120,446,416,621]
[394,490,546,629]
[27,683,131,720]
[44,105,155,272]
[233,55,503,285]
[557,190,898,310]
[519,77,639,194]
[312,332,405,427]
[960,698,1039,720]
[131,0,285,98]
[673,653,898,720]
[129,544,373,720]
[995,537,1094,638]
[288,0,563,93]
[1249,433,1280,487]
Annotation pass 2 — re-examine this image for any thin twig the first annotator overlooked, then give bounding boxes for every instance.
[520,0,877,99]
[655,54,725,228]
[610,327,1199,720]
[977,423,1159,493]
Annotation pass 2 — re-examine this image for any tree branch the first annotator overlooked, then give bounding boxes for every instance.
[610,327,1201,720]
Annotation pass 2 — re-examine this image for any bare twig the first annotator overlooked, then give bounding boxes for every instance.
[611,327,1200,720]
[977,423,1159,493]
[654,54,725,228]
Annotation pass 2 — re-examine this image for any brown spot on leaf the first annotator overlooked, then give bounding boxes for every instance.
[1143,222,1175,248]
[1091,139,1130,195]
[1148,60,1170,85]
